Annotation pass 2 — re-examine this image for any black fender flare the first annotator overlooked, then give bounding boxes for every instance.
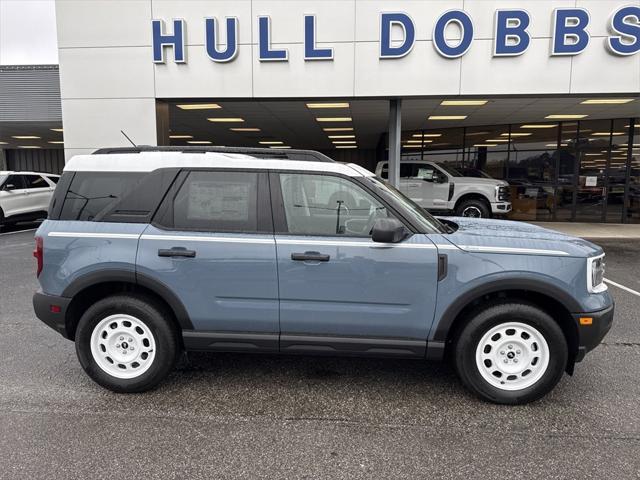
[431,277,582,343]
[61,269,193,330]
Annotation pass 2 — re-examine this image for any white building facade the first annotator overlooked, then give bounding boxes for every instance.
[53,0,640,223]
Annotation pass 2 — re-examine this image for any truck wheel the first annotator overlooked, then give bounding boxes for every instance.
[75,294,180,393]
[453,301,567,405]
[455,198,490,218]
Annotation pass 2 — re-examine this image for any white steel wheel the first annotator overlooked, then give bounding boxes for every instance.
[475,322,550,391]
[90,314,157,380]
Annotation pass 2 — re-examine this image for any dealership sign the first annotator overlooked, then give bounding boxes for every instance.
[152,6,640,64]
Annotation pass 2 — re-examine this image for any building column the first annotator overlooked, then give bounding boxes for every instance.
[388,99,402,187]
[156,100,170,146]
[0,149,7,170]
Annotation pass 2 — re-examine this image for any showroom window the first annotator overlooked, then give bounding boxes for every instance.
[399,118,637,223]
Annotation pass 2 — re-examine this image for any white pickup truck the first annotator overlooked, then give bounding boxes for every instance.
[375,160,511,218]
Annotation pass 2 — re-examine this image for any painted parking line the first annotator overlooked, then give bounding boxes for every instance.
[604,278,640,298]
[0,228,37,237]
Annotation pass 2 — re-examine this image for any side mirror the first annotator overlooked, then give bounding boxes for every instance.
[3,183,16,191]
[435,174,448,184]
[371,218,408,243]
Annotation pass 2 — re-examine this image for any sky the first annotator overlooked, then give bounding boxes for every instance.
[0,0,58,65]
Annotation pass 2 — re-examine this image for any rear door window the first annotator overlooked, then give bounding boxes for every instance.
[24,175,50,189]
[156,170,271,233]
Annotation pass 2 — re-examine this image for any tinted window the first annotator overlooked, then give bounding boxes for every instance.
[279,173,395,237]
[170,171,260,232]
[46,176,60,184]
[60,172,145,221]
[24,175,49,189]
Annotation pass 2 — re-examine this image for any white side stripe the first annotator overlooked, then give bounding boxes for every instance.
[141,234,274,244]
[457,245,570,256]
[275,239,435,249]
[48,232,140,239]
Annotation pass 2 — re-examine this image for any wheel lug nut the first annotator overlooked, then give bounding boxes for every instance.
[119,336,124,341]
[500,351,505,355]
[514,359,518,363]
[115,344,120,348]
[516,350,521,354]
[504,359,508,363]
[128,338,132,342]
[508,345,513,349]
[130,346,134,351]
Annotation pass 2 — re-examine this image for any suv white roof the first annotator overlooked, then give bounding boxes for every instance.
[65,152,374,177]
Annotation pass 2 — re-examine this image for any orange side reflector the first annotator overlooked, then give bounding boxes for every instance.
[579,317,593,326]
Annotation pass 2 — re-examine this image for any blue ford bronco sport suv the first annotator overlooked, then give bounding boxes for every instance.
[33,147,613,404]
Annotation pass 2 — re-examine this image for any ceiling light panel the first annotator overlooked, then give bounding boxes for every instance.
[428,115,467,120]
[307,102,350,109]
[177,103,221,110]
[440,100,488,106]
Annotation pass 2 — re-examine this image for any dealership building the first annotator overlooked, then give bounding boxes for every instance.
[1,0,639,223]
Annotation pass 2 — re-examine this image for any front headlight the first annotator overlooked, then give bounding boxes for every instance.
[587,254,607,293]
[496,185,510,202]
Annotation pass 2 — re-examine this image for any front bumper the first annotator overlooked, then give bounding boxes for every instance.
[33,290,72,339]
[573,303,615,362]
[491,202,512,214]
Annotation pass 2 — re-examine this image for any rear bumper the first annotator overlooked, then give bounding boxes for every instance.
[33,290,72,340]
[574,303,615,362]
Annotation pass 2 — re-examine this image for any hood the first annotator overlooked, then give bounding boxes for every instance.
[452,177,508,187]
[440,217,602,258]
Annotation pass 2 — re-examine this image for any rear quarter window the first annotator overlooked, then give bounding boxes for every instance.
[59,172,145,221]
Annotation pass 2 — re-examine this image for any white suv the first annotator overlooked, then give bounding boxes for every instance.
[0,171,59,226]
[375,161,511,218]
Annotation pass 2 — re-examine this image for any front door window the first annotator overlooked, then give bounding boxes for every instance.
[279,173,394,236]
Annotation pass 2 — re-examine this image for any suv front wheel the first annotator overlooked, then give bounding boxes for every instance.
[75,294,180,393]
[454,301,568,405]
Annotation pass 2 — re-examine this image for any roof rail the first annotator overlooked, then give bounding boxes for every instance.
[91,145,335,163]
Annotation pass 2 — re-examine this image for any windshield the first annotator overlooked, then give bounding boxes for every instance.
[464,168,492,178]
[436,163,463,177]
[364,176,447,234]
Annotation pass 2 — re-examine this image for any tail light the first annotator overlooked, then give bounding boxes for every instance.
[34,236,43,277]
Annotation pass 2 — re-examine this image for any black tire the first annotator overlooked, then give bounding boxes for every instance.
[455,198,491,218]
[75,294,180,393]
[453,301,568,405]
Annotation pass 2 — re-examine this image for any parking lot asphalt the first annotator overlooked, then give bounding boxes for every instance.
[1,224,639,479]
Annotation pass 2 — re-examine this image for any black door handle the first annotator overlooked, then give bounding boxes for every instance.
[291,251,330,262]
[158,247,196,258]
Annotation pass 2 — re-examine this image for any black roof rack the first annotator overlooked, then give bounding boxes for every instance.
[92,145,335,163]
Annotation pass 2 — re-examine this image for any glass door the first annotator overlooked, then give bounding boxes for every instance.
[574,120,612,222]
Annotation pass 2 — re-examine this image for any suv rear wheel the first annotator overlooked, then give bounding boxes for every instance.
[75,294,180,393]
[455,198,490,218]
[453,301,567,405]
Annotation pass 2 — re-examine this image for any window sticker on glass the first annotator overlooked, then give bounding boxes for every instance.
[417,168,434,180]
[187,181,250,222]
